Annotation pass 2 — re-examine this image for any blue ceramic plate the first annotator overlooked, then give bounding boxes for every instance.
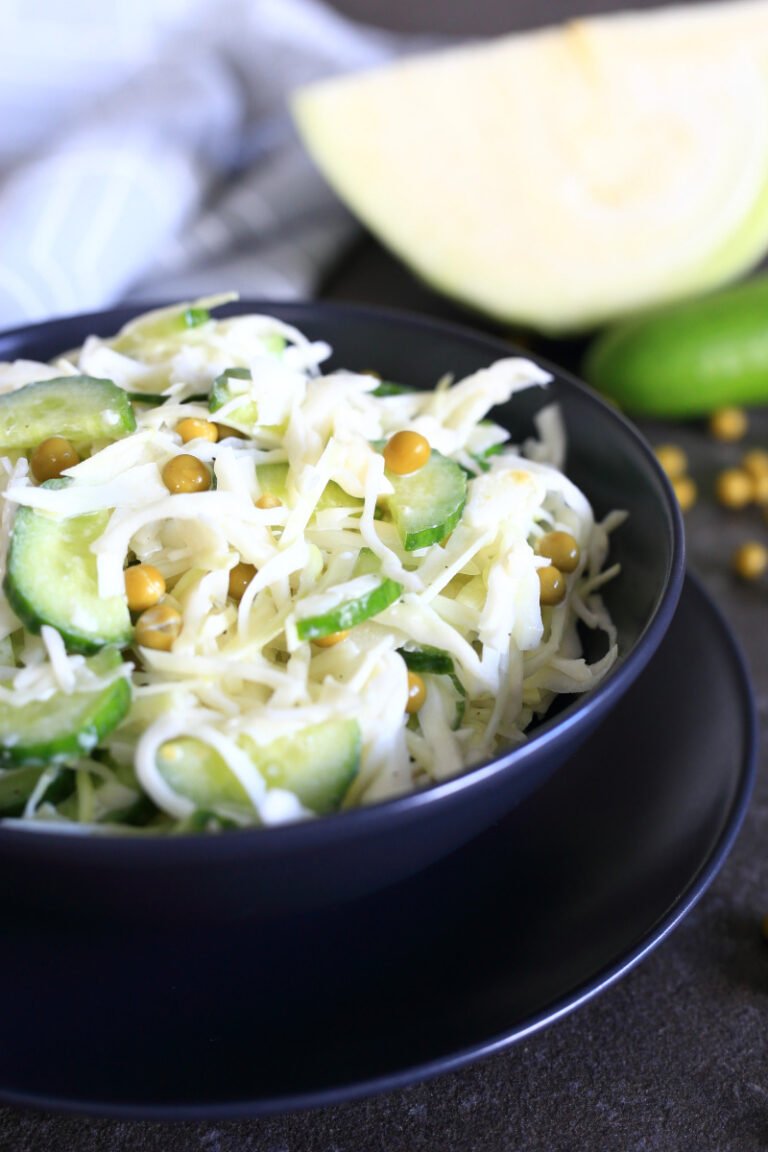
[0,572,755,1117]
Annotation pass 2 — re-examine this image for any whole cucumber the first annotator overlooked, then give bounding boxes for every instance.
[582,275,768,417]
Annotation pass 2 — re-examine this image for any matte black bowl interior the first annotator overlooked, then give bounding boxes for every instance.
[0,301,685,926]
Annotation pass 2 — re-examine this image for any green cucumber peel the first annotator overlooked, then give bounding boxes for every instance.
[182,307,210,328]
[0,649,131,768]
[398,644,457,680]
[384,450,467,550]
[255,462,359,511]
[0,375,136,449]
[398,644,467,706]
[469,442,506,473]
[0,764,74,816]
[172,810,240,834]
[125,392,166,408]
[295,576,402,640]
[371,380,413,397]
[209,367,252,413]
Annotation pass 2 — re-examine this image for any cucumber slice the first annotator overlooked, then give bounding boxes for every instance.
[255,460,289,502]
[241,720,361,815]
[318,481,363,511]
[352,548,380,577]
[399,640,467,696]
[0,764,74,815]
[121,304,209,343]
[157,737,252,816]
[180,306,210,329]
[124,392,166,408]
[157,718,360,817]
[210,339,287,427]
[0,376,136,450]
[294,574,402,640]
[256,461,362,511]
[384,450,467,550]
[398,645,456,677]
[372,380,413,397]
[398,644,467,727]
[111,303,211,357]
[209,367,255,423]
[0,650,131,767]
[4,489,132,653]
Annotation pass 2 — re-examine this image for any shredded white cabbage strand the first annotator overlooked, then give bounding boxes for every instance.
[0,299,624,833]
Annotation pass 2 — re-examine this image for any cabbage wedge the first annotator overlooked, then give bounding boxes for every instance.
[293,1,768,333]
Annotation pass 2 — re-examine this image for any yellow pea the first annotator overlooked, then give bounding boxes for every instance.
[538,565,566,606]
[134,602,182,651]
[709,407,748,442]
[176,418,218,444]
[124,564,166,613]
[162,454,211,494]
[30,437,79,483]
[405,670,426,713]
[732,541,768,581]
[383,430,431,476]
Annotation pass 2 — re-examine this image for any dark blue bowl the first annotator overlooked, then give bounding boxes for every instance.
[0,301,685,925]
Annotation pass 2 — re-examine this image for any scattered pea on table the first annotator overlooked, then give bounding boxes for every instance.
[732,541,768,581]
[654,407,768,586]
[709,406,749,442]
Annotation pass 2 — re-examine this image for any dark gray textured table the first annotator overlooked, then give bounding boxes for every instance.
[2,2,767,1148]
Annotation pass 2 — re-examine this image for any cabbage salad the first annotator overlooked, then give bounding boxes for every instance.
[0,297,623,833]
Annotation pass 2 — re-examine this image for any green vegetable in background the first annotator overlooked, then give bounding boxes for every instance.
[582,275,768,417]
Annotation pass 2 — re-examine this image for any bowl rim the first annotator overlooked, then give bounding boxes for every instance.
[0,298,686,858]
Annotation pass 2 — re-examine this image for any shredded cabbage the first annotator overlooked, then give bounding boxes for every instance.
[0,298,624,833]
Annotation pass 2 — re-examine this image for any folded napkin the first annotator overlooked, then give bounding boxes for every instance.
[0,0,408,328]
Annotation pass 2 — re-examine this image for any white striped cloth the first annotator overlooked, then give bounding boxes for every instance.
[0,0,406,328]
